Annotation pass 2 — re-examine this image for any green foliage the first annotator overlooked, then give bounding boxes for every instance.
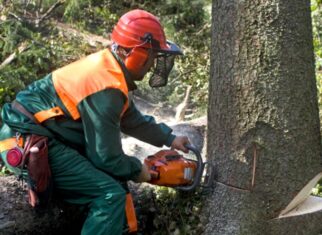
[312,183,322,197]
[0,1,96,107]
[63,0,119,35]
[311,0,322,196]
[312,0,322,122]
[137,186,204,235]
[0,19,41,104]
[312,0,322,60]
[0,165,10,176]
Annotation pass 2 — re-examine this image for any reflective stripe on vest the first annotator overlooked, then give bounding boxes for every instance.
[52,49,129,120]
[34,106,64,123]
[0,137,24,153]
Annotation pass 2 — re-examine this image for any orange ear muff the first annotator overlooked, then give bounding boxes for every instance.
[125,47,149,74]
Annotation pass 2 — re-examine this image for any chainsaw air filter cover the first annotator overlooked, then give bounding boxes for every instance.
[6,147,23,167]
[144,149,197,187]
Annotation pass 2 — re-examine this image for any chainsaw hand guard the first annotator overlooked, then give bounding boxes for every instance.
[175,144,204,191]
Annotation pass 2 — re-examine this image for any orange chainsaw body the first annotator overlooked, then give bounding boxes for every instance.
[144,149,197,187]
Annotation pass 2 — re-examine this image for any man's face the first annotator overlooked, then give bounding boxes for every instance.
[129,49,157,81]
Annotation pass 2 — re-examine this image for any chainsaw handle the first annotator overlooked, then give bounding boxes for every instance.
[175,144,204,192]
[149,170,159,179]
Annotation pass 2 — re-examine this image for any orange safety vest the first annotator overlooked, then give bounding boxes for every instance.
[34,49,129,123]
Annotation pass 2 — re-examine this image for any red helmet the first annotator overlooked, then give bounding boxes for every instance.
[111,9,182,55]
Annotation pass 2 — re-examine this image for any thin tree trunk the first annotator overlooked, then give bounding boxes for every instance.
[204,0,322,234]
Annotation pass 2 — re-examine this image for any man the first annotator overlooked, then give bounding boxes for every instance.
[0,9,189,235]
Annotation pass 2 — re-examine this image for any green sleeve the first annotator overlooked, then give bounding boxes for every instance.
[120,100,176,147]
[78,89,142,181]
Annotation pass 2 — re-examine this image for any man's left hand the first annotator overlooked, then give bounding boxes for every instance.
[171,136,190,153]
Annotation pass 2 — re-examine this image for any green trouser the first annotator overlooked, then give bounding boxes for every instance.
[48,138,126,235]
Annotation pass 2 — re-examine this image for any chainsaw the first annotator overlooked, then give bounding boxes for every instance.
[125,145,214,233]
[144,144,213,191]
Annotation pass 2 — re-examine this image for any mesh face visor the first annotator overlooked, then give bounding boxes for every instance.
[149,53,175,87]
[149,41,182,88]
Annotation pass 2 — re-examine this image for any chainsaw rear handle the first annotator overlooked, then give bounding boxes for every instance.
[175,144,204,191]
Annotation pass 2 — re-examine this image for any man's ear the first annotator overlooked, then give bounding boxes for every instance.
[112,44,128,61]
[124,47,149,74]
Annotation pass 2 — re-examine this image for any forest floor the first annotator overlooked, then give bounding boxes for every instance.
[0,176,26,233]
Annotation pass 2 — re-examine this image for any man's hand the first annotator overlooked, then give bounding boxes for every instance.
[134,164,151,183]
[171,136,190,153]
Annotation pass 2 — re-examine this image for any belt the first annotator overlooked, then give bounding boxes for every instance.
[12,100,39,124]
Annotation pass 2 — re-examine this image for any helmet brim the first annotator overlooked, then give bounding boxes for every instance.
[158,41,183,55]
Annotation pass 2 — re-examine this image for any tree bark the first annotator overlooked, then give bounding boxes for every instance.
[204,0,322,234]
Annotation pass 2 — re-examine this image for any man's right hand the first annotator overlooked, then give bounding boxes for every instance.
[171,136,190,153]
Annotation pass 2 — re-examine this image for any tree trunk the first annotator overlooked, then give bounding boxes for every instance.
[204,0,322,234]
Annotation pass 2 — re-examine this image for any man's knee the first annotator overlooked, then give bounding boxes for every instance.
[102,185,126,206]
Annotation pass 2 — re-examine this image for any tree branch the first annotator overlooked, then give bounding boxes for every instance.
[55,21,110,47]
[35,0,65,26]
[9,0,65,27]
[0,42,29,70]
[8,12,23,22]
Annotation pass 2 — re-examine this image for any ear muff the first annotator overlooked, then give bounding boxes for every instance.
[125,47,149,74]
